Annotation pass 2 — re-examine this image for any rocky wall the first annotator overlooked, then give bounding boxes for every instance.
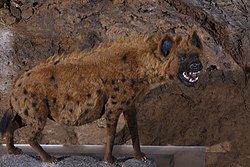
[0,0,249,166]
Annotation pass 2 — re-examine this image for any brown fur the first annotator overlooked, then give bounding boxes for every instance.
[1,32,203,163]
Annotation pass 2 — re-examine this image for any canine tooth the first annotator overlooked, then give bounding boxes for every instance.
[183,72,189,80]
[183,71,200,82]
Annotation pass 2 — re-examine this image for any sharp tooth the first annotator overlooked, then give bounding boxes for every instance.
[190,71,201,75]
[187,76,199,83]
[183,71,200,82]
[183,72,189,80]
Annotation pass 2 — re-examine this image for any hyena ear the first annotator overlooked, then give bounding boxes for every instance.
[161,37,173,57]
[191,31,202,49]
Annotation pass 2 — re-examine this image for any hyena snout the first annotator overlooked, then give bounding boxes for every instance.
[177,56,203,87]
[189,60,202,71]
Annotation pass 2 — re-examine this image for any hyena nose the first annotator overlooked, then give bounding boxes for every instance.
[189,61,202,71]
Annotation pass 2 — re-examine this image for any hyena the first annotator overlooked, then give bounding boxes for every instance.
[0,31,203,163]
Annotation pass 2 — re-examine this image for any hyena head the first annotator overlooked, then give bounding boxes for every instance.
[156,31,203,87]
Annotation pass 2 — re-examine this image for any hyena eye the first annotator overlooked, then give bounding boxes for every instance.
[161,37,173,57]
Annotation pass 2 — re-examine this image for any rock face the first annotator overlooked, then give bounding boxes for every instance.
[0,0,249,166]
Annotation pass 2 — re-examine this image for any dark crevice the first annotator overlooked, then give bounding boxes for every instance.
[207,65,218,72]
[244,67,250,85]
[33,2,39,7]
[0,0,10,8]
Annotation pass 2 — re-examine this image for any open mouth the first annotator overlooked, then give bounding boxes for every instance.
[178,71,201,86]
[182,71,200,83]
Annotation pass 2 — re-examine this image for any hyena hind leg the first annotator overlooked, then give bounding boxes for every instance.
[26,114,58,163]
[6,114,26,154]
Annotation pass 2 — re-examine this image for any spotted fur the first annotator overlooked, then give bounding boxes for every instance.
[0,31,203,163]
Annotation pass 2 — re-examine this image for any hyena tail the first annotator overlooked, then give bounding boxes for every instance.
[0,110,13,137]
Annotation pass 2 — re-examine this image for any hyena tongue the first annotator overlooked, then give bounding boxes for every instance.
[189,71,200,80]
[190,72,197,79]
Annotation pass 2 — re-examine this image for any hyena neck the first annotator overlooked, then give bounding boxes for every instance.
[137,54,172,86]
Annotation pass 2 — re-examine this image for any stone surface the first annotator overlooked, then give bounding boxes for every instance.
[0,0,249,167]
[0,154,156,167]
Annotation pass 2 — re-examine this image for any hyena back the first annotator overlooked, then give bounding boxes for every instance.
[0,31,203,163]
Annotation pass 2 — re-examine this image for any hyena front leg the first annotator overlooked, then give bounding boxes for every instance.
[123,106,147,161]
[104,107,123,163]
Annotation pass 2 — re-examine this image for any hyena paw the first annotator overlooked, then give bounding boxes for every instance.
[8,147,23,155]
[135,151,147,161]
[44,156,59,163]
[104,155,117,163]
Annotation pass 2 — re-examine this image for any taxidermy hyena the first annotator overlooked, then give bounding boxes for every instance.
[0,31,203,163]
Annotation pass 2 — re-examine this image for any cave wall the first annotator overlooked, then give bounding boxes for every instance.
[0,0,249,166]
